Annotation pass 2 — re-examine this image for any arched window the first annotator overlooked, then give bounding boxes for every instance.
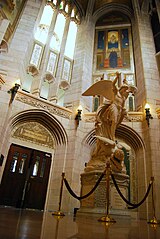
[25,0,81,99]
[58,20,78,93]
[29,5,54,70]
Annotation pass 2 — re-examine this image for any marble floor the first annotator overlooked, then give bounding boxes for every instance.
[0,207,160,239]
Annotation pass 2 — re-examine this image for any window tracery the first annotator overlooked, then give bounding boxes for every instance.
[25,0,79,100]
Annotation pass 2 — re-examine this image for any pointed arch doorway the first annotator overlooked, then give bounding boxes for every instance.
[0,144,51,210]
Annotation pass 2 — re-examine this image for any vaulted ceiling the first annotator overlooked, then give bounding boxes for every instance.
[74,0,144,16]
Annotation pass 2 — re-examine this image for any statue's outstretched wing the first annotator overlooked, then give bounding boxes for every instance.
[82,80,114,101]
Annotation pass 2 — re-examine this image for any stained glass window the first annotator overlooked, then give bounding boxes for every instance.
[96,28,130,69]
[97,31,105,50]
[30,43,43,68]
[47,51,58,75]
[62,58,72,81]
[59,1,64,10]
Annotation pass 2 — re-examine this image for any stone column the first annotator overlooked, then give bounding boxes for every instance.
[132,0,160,220]
[63,0,96,113]
[63,17,95,113]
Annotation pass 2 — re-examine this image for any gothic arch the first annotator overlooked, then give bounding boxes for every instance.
[10,109,68,146]
[92,3,134,24]
[82,123,145,207]
[83,124,145,151]
[116,124,145,150]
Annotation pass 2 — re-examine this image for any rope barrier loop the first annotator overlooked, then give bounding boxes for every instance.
[111,174,153,209]
[64,170,106,200]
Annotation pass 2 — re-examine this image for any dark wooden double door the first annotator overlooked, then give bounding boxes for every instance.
[0,144,51,210]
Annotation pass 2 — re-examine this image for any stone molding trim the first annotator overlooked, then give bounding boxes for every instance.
[83,113,96,122]
[0,75,5,90]
[11,109,68,145]
[83,111,143,122]
[156,108,160,119]
[0,75,5,84]
[126,112,143,122]
[16,91,72,119]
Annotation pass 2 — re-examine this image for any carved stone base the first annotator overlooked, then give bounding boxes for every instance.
[79,170,130,217]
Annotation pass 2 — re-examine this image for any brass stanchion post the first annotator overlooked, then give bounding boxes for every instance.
[98,161,116,223]
[148,177,159,225]
[52,172,65,217]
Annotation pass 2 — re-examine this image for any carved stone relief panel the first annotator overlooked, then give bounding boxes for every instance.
[12,121,54,149]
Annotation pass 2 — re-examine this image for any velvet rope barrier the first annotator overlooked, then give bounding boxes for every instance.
[111,174,153,209]
[64,170,106,200]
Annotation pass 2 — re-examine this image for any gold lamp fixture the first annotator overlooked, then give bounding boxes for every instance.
[145,103,153,126]
[75,105,83,126]
[8,79,21,105]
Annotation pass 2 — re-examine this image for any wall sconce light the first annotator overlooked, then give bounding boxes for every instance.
[75,105,82,126]
[8,79,21,105]
[145,103,153,126]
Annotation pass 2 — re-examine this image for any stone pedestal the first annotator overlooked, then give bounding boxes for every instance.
[79,170,130,216]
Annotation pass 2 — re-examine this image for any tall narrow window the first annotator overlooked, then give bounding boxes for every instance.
[28,5,54,75]
[62,58,72,81]
[50,13,66,51]
[71,9,75,18]
[64,21,77,59]
[25,1,81,95]
[46,51,58,75]
[30,43,43,68]
[35,5,54,44]
[10,152,19,173]
[19,154,27,174]
[59,1,64,10]
[32,156,40,176]
[65,4,69,13]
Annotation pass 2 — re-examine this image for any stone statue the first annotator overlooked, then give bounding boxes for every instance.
[82,72,137,172]
[83,72,137,141]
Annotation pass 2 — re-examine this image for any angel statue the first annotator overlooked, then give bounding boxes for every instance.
[82,72,137,172]
[82,72,137,141]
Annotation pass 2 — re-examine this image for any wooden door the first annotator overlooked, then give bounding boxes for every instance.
[0,145,31,207]
[23,150,51,210]
[0,144,51,210]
